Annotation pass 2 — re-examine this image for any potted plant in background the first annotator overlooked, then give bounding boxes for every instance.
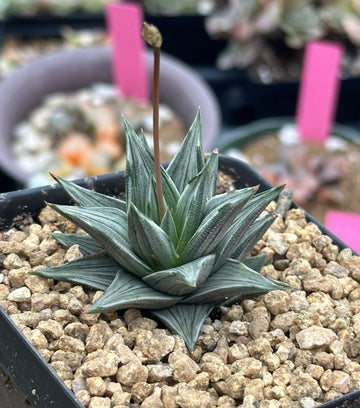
[205,0,360,125]
[2,20,360,408]
[218,117,360,225]
[0,43,220,191]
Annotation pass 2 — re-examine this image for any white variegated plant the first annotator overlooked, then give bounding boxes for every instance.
[32,23,289,350]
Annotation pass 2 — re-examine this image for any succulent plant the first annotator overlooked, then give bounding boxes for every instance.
[32,22,288,350]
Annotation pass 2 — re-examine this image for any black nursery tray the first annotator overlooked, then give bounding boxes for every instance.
[0,156,359,407]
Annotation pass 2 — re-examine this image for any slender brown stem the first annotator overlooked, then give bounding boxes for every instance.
[153,46,164,220]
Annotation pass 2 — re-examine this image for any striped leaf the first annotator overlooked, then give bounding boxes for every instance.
[87,270,181,313]
[49,204,152,277]
[142,254,215,295]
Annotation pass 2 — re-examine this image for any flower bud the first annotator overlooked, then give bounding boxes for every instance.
[141,22,162,48]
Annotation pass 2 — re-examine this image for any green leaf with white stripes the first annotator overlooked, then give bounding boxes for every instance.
[127,203,178,270]
[87,270,181,313]
[166,111,204,193]
[183,259,288,304]
[151,302,217,351]
[142,254,215,295]
[51,233,103,256]
[33,253,119,291]
[49,204,152,277]
[53,175,126,211]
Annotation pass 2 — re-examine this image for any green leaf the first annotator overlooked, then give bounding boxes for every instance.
[53,176,126,211]
[51,233,103,256]
[166,111,204,193]
[127,204,178,270]
[87,269,181,313]
[179,187,256,263]
[123,117,179,216]
[49,204,152,277]
[32,253,119,291]
[183,259,288,304]
[151,302,217,351]
[175,151,218,253]
[231,214,276,262]
[242,254,267,272]
[142,254,215,295]
[160,208,178,244]
[213,186,284,270]
[125,117,159,222]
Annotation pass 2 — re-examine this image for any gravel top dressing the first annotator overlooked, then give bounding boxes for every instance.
[1,175,360,408]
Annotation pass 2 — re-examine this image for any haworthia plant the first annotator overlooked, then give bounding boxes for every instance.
[33,112,289,350]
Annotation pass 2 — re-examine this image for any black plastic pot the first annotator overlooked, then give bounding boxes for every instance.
[0,155,359,407]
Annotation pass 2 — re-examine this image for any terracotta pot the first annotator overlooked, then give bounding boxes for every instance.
[0,46,221,188]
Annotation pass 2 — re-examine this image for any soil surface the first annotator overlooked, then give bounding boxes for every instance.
[1,174,360,407]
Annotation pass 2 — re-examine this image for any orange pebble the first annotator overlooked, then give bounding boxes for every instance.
[57,133,93,166]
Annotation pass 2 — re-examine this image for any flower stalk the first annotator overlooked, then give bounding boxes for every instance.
[141,22,164,220]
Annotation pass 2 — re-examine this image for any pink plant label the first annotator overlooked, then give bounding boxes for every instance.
[325,210,360,253]
[106,2,149,102]
[296,41,343,144]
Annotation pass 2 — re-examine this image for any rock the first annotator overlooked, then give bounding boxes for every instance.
[296,326,337,349]
[8,287,31,302]
[37,319,64,340]
[264,291,290,315]
[86,377,107,397]
[175,383,213,408]
[81,351,120,377]
[147,364,173,382]
[88,396,111,408]
[168,351,200,382]
[286,374,322,400]
[133,330,175,363]
[116,361,148,386]
[200,352,231,382]
[131,381,154,403]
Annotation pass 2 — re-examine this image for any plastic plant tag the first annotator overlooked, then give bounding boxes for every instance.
[106,2,149,102]
[325,210,360,253]
[296,41,343,144]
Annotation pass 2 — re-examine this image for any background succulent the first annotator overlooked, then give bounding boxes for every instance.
[33,112,288,350]
[206,0,360,78]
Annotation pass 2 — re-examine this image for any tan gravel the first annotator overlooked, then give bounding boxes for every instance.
[1,201,360,407]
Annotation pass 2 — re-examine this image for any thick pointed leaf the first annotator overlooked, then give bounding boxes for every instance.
[123,117,179,215]
[49,204,151,277]
[231,214,276,262]
[166,111,204,193]
[175,152,218,253]
[87,269,181,313]
[54,176,126,211]
[151,302,217,351]
[204,187,257,216]
[213,186,284,270]
[160,208,178,244]
[51,233,103,256]
[127,204,178,270]
[32,253,119,290]
[242,254,267,272]
[183,259,288,304]
[179,187,256,263]
[142,254,215,295]
[125,117,159,222]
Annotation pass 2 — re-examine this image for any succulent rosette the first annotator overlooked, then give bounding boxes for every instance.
[33,112,288,349]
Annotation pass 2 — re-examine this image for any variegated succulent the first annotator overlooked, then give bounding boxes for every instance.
[33,112,288,350]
